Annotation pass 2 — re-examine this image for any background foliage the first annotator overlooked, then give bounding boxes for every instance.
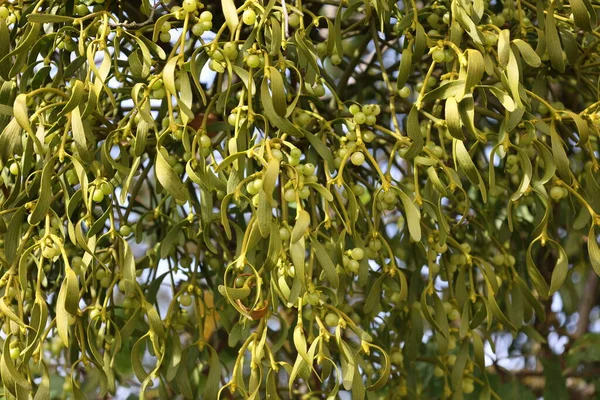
[1,0,600,398]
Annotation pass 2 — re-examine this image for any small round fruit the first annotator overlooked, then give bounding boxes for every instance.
[349,104,360,115]
[324,313,339,326]
[398,86,411,98]
[160,21,171,33]
[313,84,325,97]
[351,247,365,261]
[330,54,342,65]
[485,32,498,46]
[191,23,204,36]
[303,163,316,176]
[199,11,213,22]
[160,32,172,42]
[316,42,327,56]
[179,293,192,307]
[100,182,112,195]
[223,42,238,59]
[447,354,457,366]
[279,227,290,241]
[0,6,9,19]
[289,13,300,27]
[433,366,444,377]
[352,184,365,196]
[365,114,376,125]
[75,4,88,15]
[461,242,472,253]
[9,163,18,175]
[382,190,397,204]
[363,131,375,143]
[348,260,360,273]
[42,246,55,259]
[227,113,237,126]
[448,309,460,320]
[182,0,197,13]
[351,151,365,166]
[9,346,19,360]
[462,379,475,394]
[290,148,302,159]
[299,186,310,199]
[201,21,213,31]
[305,292,320,305]
[353,112,366,124]
[242,9,257,25]
[550,185,566,200]
[100,276,112,288]
[119,225,131,236]
[271,149,283,160]
[492,253,505,266]
[297,112,311,126]
[427,13,439,25]
[200,134,212,148]
[391,350,404,365]
[246,54,260,68]
[506,154,519,165]
[432,48,445,63]
[92,189,105,203]
[284,188,296,203]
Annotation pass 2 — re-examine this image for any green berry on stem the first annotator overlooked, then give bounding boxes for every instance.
[303,163,316,175]
[279,227,290,241]
[160,32,171,42]
[550,185,566,200]
[316,42,327,56]
[354,112,366,124]
[119,225,131,236]
[179,294,192,307]
[432,48,445,63]
[246,54,260,68]
[313,84,325,97]
[351,247,365,260]
[160,21,171,33]
[351,151,365,166]
[398,86,411,98]
[9,346,19,360]
[289,13,300,27]
[199,11,213,22]
[242,9,256,25]
[191,23,204,36]
[92,189,105,203]
[284,188,296,203]
[223,42,238,59]
[201,20,213,31]
[325,313,339,326]
[182,0,197,13]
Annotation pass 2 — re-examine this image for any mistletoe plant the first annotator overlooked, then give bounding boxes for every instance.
[0,0,600,398]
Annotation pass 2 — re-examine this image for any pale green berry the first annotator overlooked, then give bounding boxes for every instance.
[351,151,365,166]
[242,9,256,25]
[92,189,105,203]
[182,0,197,13]
[398,86,411,98]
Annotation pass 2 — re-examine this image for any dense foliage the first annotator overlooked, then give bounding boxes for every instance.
[1,0,600,398]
